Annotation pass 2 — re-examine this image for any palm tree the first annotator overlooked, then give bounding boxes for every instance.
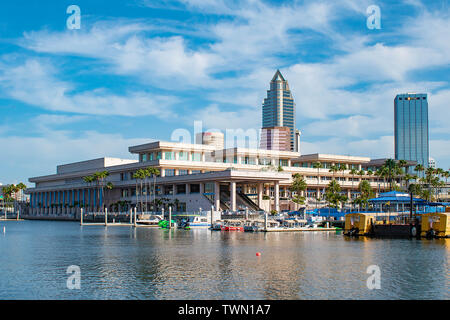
[384,159,397,191]
[349,168,358,208]
[415,164,425,179]
[312,162,323,186]
[83,175,95,211]
[94,171,110,212]
[329,165,339,181]
[289,173,307,208]
[147,167,160,212]
[133,168,149,212]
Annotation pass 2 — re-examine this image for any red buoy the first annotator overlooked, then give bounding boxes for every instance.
[256,252,261,256]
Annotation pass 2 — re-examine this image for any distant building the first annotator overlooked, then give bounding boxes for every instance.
[260,126,291,151]
[394,93,429,169]
[262,70,296,151]
[195,132,224,150]
[428,157,436,168]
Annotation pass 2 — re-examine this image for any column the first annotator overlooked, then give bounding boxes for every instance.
[347,189,351,201]
[316,188,320,198]
[173,184,177,195]
[160,168,165,177]
[201,153,206,162]
[186,184,190,195]
[214,181,220,211]
[230,181,236,212]
[188,152,192,161]
[200,183,205,194]
[258,183,263,206]
[274,181,280,212]
[237,155,242,164]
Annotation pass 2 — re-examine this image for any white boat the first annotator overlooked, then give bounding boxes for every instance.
[136,215,163,226]
[185,215,211,228]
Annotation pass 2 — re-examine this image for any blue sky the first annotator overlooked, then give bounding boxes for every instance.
[0,0,449,185]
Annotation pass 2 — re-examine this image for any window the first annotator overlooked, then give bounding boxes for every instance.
[156,152,162,160]
[178,152,188,161]
[142,154,147,162]
[165,169,175,176]
[149,152,155,161]
[192,153,202,161]
[190,184,200,193]
[279,159,288,167]
[191,170,201,174]
[165,152,174,160]
[178,170,188,175]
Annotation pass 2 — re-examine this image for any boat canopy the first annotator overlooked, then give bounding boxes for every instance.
[368,191,426,203]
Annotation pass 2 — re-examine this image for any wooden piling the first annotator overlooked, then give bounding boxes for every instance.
[105,208,108,226]
[169,206,172,229]
[80,208,83,225]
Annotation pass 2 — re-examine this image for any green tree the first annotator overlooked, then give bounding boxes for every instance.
[328,165,339,181]
[289,173,307,206]
[312,162,323,185]
[324,180,347,209]
[384,159,398,191]
[354,180,374,211]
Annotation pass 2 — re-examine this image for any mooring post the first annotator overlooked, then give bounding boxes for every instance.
[210,205,214,228]
[105,207,108,226]
[264,211,268,231]
[134,207,137,227]
[169,206,172,229]
[17,209,19,221]
[129,208,132,225]
[80,208,83,225]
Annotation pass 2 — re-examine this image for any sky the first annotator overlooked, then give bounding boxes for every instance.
[0,0,449,186]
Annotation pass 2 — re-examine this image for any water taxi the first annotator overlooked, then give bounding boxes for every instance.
[222,220,244,231]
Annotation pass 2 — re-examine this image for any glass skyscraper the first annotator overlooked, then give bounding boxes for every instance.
[394,93,429,168]
[262,70,296,151]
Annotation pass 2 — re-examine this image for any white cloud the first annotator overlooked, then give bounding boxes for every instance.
[0,59,178,117]
[0,129,147,185]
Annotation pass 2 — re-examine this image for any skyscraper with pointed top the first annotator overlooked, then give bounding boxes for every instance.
[261,70,296,151]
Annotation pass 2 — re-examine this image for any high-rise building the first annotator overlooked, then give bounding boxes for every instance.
[260,127,291,151]
[394,93,429,168]
[195,132,224,150]
[262,70,296,151]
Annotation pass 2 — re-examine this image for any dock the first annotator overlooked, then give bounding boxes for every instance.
[263,227,340,232]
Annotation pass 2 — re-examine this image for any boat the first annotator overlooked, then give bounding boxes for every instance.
[136,215,163,227]
[184,215,211,229]
[211,220,224,231]
[243,220,265,232]
[222,220,244,231]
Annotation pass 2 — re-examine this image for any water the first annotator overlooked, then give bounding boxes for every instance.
[0,220,448,299]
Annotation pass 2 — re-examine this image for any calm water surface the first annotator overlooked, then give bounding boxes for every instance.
[0,220,448,299]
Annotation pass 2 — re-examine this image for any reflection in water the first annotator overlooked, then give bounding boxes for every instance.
[0,221,448,299]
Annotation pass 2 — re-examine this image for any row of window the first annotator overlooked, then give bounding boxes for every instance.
[141,151,203,162]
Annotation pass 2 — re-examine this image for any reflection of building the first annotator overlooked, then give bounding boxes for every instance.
[260,126,291,151]
[394,93,429,168]
[27,140,391,217]
[262,70,296,151]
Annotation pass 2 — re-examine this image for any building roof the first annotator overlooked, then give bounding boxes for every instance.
[271,69,285,82]
[291,153,371,163]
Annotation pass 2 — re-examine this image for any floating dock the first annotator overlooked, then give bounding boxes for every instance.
[263,227,340,232]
